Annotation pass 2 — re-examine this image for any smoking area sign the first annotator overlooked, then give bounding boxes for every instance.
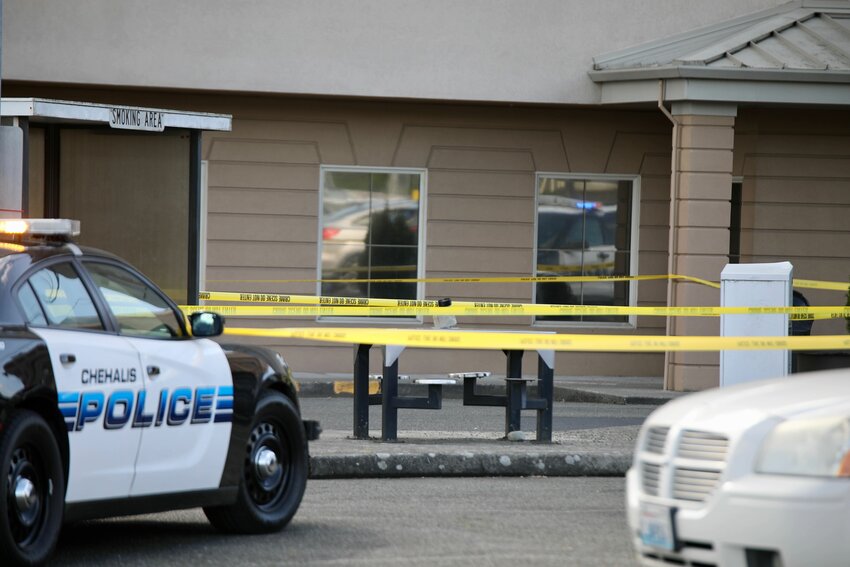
[109,106,165,132]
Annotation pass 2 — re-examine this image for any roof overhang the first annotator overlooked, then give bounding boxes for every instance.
[590,1,850,108]
[0,98,232,131]
[592,71,850,107]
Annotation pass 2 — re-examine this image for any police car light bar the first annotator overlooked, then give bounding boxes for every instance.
[0,219,81,237]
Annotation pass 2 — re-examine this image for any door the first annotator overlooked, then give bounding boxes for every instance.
[19,261,143,503]
[82,260,233,496]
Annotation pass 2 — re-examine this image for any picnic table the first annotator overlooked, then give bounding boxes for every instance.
[351,332,555,442]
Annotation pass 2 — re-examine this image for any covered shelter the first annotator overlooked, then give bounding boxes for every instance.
[0,97,232,304]
[590,0,850,389]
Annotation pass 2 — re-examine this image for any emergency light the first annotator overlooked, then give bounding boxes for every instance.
[0,219,81,238]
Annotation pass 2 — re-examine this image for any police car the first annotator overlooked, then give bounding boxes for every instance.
[0,219,319,566]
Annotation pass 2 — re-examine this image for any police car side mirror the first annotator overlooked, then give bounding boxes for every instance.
[189,312,224,337]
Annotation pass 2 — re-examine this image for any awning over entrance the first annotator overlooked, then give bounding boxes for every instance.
[1,97,231,130]
[0,97,232,304]
[589,0,850,106]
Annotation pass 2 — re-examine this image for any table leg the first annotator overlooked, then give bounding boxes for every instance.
[353,343,372,439]
[536,353,554,442]
[505,379,525,435]
[382,346,401,442]
[504,350,524,436]
[505,349,523,379]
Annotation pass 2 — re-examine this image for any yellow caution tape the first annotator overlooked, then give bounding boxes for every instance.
[183,303,850,320]
[200,291,445,307]
[793,279,850,292]
[224,326,850,352]
[536,263,616,273]
[323,263,616,275]
[324,264,417,274]
[206,273,721,288]
[205,274,849,293]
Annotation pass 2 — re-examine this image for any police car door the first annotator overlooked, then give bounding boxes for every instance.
[19,261,144,503]
[82,261,232,496]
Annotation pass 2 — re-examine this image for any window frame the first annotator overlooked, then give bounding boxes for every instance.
[532,172,641,329]
[317,165,428,324]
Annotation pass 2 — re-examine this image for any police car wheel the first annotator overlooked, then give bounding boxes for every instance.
[0,411,65,567]
[204,391,307,534]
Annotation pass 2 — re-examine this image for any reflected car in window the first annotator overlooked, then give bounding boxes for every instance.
[535,203,617,308]
[320,199,419,299]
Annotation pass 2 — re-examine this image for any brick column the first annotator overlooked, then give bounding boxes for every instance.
[665,102,737,391]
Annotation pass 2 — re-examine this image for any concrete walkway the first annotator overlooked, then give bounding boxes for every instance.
[295,374,685,479]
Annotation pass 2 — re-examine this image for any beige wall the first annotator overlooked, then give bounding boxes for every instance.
[10,84,849,384]
[734,108,850,336]
[3,0,784,105]
[191,96,673,376]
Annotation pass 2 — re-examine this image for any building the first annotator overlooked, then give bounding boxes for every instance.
[2,0,849,390]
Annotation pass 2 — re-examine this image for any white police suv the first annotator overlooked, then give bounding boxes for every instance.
[0,219,319,566]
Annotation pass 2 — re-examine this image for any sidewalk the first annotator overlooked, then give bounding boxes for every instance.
[295,374,684,479]
[294,373,682,405]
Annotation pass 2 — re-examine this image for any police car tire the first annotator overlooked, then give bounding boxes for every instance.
[0,411,65,567]
[203,391,307,534]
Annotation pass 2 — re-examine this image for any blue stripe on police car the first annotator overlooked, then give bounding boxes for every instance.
[59,385,234,432]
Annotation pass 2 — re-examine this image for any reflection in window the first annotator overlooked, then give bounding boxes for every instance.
[535,176,635,324]
[320,169,422,308]
[85,262,184,339]
[27,263,103,330]
[18,282,47,326]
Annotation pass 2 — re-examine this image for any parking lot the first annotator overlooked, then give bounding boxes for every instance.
[53,477,637,567]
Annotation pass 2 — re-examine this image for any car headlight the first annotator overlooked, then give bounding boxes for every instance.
[756,416,850,478]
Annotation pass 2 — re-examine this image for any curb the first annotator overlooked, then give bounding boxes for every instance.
[308,450,632,479]
[297,380,674,406]
[552,387,678,406]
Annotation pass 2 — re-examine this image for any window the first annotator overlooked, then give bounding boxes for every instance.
[84,261,184,339]
[24,263,103,330]
[534,174,638,324]
[320,167,424,306]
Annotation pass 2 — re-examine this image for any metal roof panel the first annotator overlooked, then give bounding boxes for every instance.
[676,11,811,64]
[594,3,850,77]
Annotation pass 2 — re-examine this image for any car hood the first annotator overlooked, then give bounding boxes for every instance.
[647,368,850,433]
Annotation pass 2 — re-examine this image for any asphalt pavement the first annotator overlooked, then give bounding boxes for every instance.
[53,478,636,567]
[295,374,683,479]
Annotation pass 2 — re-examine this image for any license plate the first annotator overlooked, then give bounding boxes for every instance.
[638,503,677,551]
